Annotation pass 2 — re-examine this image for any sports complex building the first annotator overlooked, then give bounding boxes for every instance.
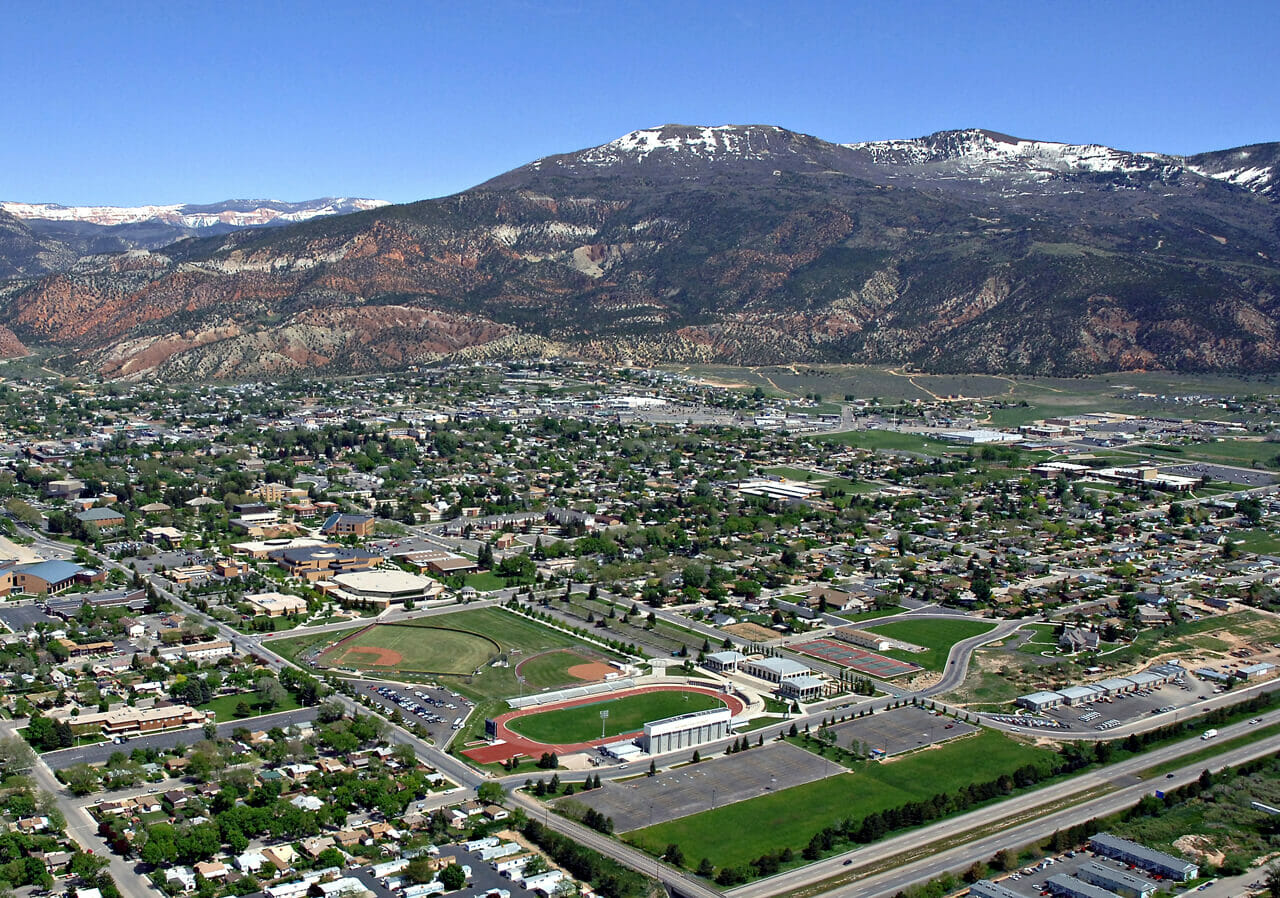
[640,707,732,753]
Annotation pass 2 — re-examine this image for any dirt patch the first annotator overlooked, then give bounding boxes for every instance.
[340,645,404,667]
[567,661,616,682]
[724,622,779,642]
[1173,834,1225,867]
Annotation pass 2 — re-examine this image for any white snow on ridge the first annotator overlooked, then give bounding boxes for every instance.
[567,125,784,167]
[1187,164,1275,193]
[1,198,390,228]
[842,129,1168,175]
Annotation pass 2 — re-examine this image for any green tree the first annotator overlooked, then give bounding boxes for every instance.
[439,864,466,891]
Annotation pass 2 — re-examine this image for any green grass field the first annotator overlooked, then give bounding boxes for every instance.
[268,607,615,702]
[864,618,997,671]
[199,692,302,722]
[324,622,501,675]
[817,429,953,456]
[508,690,725,743]
[1231,528,1280,555]
[626,730,1051,869]
[515,649,606,691]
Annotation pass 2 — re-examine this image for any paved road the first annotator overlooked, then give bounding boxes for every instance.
[729,707,1280,898]
[41,707,320,769]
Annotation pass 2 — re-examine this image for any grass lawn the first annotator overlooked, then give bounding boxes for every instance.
[263,628,348,666]
[462,570,525,592]
[864,618,997,671]
[626,730,1051,870]
[322,622,501,675]
[818,430,952,456]
[516,649,605,691]
[761,466,869,494]
[837,606,905,623]
[199,692,302,723]
[1231,528,1280,555]
[1015,623,1061,656]
[413,608,615,702]
[1130,439,1280,470]
[508,690,725,743]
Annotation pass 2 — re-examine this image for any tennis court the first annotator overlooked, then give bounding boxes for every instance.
[794,638,922,678]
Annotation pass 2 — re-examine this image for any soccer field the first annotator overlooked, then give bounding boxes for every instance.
[507,690,725,743]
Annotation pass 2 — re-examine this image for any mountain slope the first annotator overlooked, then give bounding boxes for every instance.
[2,125,1278,379]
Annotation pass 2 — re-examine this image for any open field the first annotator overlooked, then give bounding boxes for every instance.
[817,429,953,456]
[864,618,998,671]
[1131,439,1280,470]
[269,606,614,701]
[626,729,1052,870]
[507,690,724,743]
[199,692,302,723]
[321,621,500,674]
[1230,528,1280,555]
[761,466,869,494]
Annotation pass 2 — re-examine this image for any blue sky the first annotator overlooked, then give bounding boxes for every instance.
[6,0,1277,206]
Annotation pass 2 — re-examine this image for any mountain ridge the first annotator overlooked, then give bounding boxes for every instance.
[1,124,1277,380]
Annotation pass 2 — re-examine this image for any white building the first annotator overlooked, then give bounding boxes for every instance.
[640,707,732,754]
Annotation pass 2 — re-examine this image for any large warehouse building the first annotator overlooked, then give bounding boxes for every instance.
[640,707,732,754]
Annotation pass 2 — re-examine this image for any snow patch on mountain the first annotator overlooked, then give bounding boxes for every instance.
[555,124,787,168]
[843,129,1170,175]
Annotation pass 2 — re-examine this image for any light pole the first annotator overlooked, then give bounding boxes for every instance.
[600,709,609,740]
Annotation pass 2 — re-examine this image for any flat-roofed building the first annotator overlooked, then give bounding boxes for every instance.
[54,703,207,736]
[245,591,309,617]
[1088,833,1199,881]
[641,707,732,754]
[779,674,829,701]
[744,656,810,683]
[331,569,445,607]
[1016,690,1064,712]
[703,650,746,673]
[1076,862,1157,898]
[268,545,382,582]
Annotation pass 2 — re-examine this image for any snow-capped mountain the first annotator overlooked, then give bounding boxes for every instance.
[3,124,1278,381]
[1,197,389,229]
[0,196,390,275]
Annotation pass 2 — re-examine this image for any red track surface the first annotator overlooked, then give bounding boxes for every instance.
[463,684,745,765]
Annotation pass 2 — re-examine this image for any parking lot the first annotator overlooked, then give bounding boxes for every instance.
[1039,676,1217,732]
[827,705,978,756]
[0,601,60,633]
[1161,463,1276,487]
[569,741,841,832]
[346,677,474,745]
